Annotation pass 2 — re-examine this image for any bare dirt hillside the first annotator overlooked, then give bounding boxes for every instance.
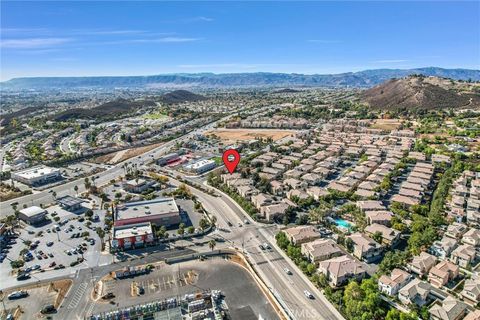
[361,75,480,110]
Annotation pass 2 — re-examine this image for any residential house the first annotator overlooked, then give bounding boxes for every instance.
[408,252,436,277]
[364,223,400,246]
[428,260,459,288]
[450,244,476,267]
[430,236,458,260]
[366,211,393,226]
[237,185,258,199]
[283,225,320,245]
[306,186,329,201]
[301,173,322,185]
[391,194,420,207]
[284,178,304,189]
[398,279,433,306]
[464,310,480,320]
[251,193,273,210]
[463,228,480,247]
[446,223,468,240]
[356,200,386,212]
[301,239,343,264]
[429,296,468,320]
[270,180,284,195]
[462,278,480,303]
[259,202,290,222]
[347,232,383,263]
[378,268,412,296]
[318,255,366,287]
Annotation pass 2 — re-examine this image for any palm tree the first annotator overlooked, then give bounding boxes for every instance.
[210,216,217,228]
[74,185,79,196]
[208,239,216,251]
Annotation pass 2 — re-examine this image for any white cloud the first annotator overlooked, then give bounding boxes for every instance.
[1,38,72,49]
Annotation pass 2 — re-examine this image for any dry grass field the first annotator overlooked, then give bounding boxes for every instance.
[370,119,403,130]
[206,128,296,144]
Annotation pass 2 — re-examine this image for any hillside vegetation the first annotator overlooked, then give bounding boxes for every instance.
[361,75,480,110]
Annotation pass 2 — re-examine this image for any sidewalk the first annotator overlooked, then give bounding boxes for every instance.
[207,182,345,320]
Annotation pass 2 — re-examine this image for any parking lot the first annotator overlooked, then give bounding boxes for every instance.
[88,258,279,320]
[0,203,110,290]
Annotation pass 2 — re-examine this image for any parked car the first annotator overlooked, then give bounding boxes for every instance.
[8,290,28,300]
[40,304,56,314]
[102,292,115,300]
[16,273,30,281]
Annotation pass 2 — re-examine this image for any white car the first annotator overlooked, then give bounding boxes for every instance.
[284,268,292,275]
[304,290,314,299]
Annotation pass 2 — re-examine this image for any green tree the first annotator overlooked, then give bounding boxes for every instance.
[345,237,354,253]
[344,278,385,320]
[275,232,290,250]
[379,250,409,274]
[372,231,383,244]
[208,239,216,251]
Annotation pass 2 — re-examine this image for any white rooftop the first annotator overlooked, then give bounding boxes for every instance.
[19,206,46,217]
[113,223,153,239]
[13,166,60,179]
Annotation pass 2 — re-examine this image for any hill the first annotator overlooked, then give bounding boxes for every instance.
[53,98,155,121]
[159,90,206,104]
[273,88,302,93]
[361,75,480,110]
[2,67,479,89]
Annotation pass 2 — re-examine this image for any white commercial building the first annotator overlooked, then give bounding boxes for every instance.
[184,159,216,174]
[18,206,47,225]
[11,165,61,186]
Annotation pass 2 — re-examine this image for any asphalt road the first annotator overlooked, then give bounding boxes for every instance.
[1,108,344,320]
[167,176,344,320]
[0,120,221,218]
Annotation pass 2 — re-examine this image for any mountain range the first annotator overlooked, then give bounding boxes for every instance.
[2,67,479,90]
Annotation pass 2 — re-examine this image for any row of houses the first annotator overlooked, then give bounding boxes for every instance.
[390,161,435,207]
[448,171,480,224]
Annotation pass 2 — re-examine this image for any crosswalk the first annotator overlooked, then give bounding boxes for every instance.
[85,300,96,316]
[67,282,88,309]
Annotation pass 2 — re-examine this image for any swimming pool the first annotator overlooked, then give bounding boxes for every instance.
[333,218,352,229]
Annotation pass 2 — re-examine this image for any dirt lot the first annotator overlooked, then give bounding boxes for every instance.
[205,128,296,144]
[370,119,403,130]
[2,279,72,319]
[93,142,163,164]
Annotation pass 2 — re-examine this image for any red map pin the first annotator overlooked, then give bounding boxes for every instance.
[222,149,240,174]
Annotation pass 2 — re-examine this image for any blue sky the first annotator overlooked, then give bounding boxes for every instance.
[1,1,479,80]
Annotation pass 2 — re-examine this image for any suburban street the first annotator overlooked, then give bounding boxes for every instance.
[0,120,221,218]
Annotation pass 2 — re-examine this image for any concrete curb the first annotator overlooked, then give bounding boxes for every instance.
[207,182,345,320]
